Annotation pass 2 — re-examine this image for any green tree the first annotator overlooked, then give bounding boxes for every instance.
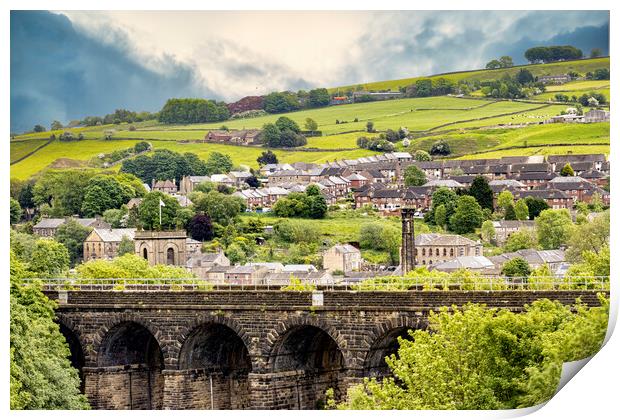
[497,190,514,213]
[468,176,494,210]
[502,257,531,277]
[205,151,233,175]
[504,229,538,252]
[505,204,517,220]
[514,199,529,221]
[275,116,300,133]
[81,175,133,217]
[187,213,214,241]
[428,187,458,225]
[590,48,602,58]
[499,56,514,67]
[76,253,193,279]
[429,139,451,156]
[28,238,70,277]
[257,150,278,166]
[10,252,90,409]
[485,59,502,69]
[449,195,484,234]
[304,118,318,133]
[536,209,574,250]
[55,220,92,266]
[560,163,574,176]
[480,220,496,244]
[366,121,374,132]
[307,88,330,108]
[117,235,135,256]
[50,120,63,130]
[404,165,427,187]
[413,150,431,161]
[10,198,22,224]
[33,124,46,132]
[33,170,95,216]
[565,211,609,263]
[434,204,447,229]
[192,191,245,225]
[524,197,549,220]
[335,299,607,410]
[138,191,181,230]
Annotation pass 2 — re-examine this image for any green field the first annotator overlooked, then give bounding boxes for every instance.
[410,122,610,157]
[533,79,610,102]
[330,57,610,93]
[9,138,379,180]
[10,139,50,163]
[10,57,610,180]
[456,144,610,160]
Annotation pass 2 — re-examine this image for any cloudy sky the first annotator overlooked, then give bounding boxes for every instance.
[10,10,609,132]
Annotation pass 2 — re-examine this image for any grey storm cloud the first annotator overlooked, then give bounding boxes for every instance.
[10,10,609,133]
[10,10,211,133]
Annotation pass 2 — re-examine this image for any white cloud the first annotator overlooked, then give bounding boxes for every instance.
[60,10,609,99]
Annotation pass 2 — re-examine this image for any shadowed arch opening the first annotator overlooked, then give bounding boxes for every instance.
[364,327,410,380]
[59,323,85,393]
[97,321,164,410]
[177,323,251,409]
[270,325,345,409]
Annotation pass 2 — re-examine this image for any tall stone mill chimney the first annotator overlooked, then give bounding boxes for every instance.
[400,208,416,274]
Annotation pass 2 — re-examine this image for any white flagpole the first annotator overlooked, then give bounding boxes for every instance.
[159,202,162,227]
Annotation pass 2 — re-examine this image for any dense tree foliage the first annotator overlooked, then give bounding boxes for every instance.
[502,257,531,277]
[28,238,70,277]
[359,222,401,265]
[525,45,583,63]
[158,98,229,124]
[524,197,549,220]
[429,139,451,156]
[426,187,458,226]
[117,235,135,256]
[10,198,22,224]
[121,149,209,183]
[449,195,484,234]
[81,175,133,217]
[404,165,427,187]
[257,150,278,166]
[307,88,330,108]
[187,213,214,241]
[272,188,327,219]
[10,252,90,409]
[535,209,574,249]
[263,91,301,113]
[334,298,608,410]
[468,176,494,211]
[560,163,574,176]
[138,191,181,230]
[274,219,320,244]
[76,253,192,279]
[205,151,233,175]
[357,136,396,152]
[55,220,92,266]
[504,229,538,252]
[565,211,609,263]
[191,191,246,225]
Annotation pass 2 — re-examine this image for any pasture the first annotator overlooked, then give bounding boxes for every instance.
[330,57,610,94]
[410,122,610,157]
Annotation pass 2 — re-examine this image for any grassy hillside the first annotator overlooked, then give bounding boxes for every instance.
[410,122,610,157]
[532,79,610,102]
[10,57,610,180]
[329,57,609,93]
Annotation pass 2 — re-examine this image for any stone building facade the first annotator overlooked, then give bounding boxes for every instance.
[414,233,483,267]
[83,228,137,262]
[134,230,189,266]
[322,244,362,273]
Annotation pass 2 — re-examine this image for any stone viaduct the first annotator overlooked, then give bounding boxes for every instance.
[45,288,605,410]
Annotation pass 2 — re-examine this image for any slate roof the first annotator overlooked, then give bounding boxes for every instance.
[92,228,136,242]
[415,233,478,246]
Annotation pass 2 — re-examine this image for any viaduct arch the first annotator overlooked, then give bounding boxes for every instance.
[48,288,604,410]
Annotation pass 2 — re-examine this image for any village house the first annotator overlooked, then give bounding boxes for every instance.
[33,217,110,237]
[413,234,483,267]
[179,175,211,195]
[210,174,236,187]
[229,171,253,187]
[584,109,610,123]
[514,189,572,210]
[345,173,369,189]
[205,129,261,145]
[224,265,269,285]
[489,249,566,272]
[83,228,136,262]
[513,172,558,189]
[151,179,177,194]
[544,176,607,204]
[491,220,537,245]
[323,244,362,273]
[547,154,606,172]
[431,256,497,274]
[537,74,571,84]
[186,251,230,279]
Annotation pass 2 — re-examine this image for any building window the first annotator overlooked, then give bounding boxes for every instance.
[422,248,426,256]
[443,249,447,256]
[450,248,454,257]
[435,248,440,257]
[142,248,148,260]
[167,247,175,265]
